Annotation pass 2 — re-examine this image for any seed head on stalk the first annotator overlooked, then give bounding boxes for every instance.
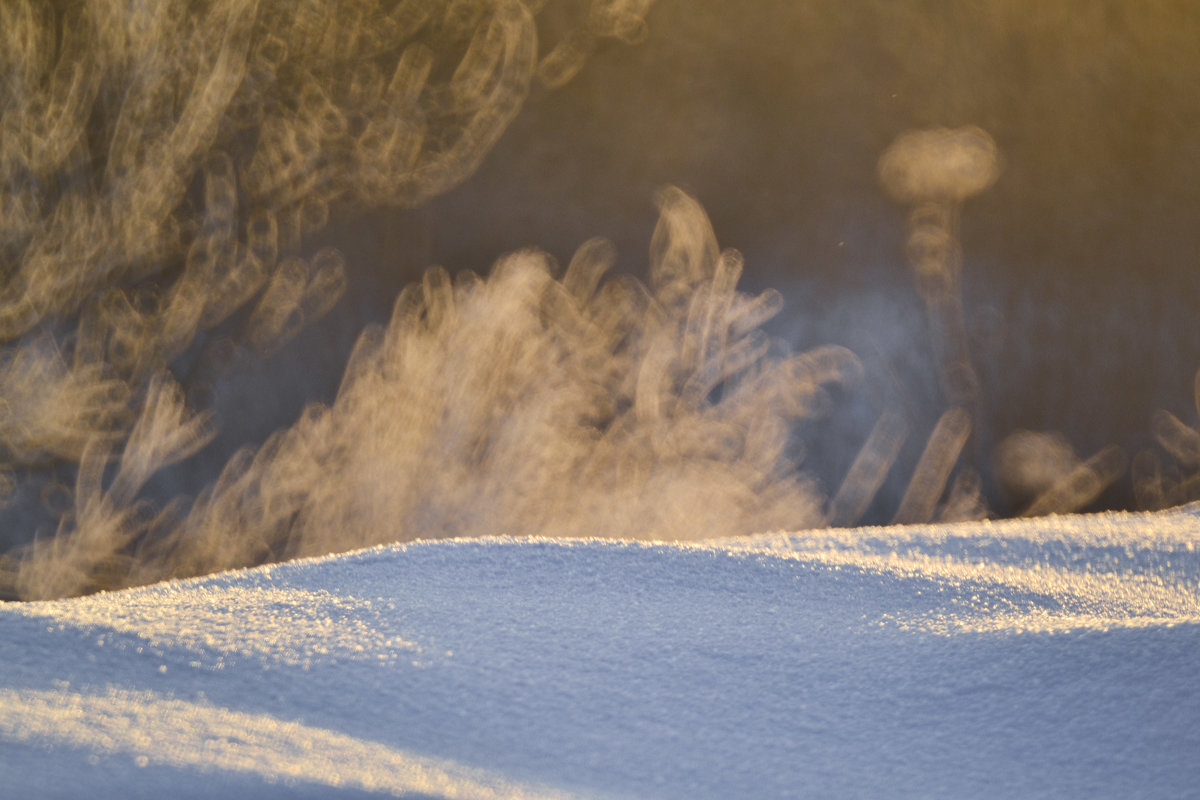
[878,126,999,420]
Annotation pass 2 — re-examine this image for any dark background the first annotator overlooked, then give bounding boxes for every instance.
[217,0,1200,517]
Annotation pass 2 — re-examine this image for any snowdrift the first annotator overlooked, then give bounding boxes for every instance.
[2,507,1199,798]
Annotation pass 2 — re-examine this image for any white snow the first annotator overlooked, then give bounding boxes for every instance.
[2,507,1199,798]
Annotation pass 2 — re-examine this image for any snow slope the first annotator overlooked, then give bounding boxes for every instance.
[2,507,1199,798]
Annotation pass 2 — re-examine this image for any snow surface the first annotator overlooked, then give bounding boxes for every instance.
[2,507,1199,799]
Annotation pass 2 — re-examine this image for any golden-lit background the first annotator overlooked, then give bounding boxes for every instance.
[418,0,1200,512]
[3,0,1199,598]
